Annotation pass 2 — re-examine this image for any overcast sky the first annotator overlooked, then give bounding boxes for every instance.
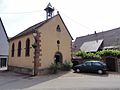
[0,0,120,39]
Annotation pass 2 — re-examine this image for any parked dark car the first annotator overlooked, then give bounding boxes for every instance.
[72,60,107,74]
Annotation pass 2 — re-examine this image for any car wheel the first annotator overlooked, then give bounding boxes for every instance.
[76,68,80,73]
[97,69,103,74]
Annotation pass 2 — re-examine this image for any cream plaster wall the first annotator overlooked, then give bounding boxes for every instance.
[39,15,72,68]
[8,34,35,68]
[8,14,72,69]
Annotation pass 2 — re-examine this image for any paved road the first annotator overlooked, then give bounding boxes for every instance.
[0,70,120,90]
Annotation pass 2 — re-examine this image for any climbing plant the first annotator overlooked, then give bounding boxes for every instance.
[76,50,120,59]
[97,50,120,58]
[76,51,101,60]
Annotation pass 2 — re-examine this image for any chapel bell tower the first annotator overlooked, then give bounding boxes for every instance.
[44,3,54,20]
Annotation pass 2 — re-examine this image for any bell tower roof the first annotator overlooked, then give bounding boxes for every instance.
[45,3,53,9]
[44,3,54,20]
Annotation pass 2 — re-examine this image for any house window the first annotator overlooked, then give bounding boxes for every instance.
[11,43,15,57]
[56,25,61,32]
[0,58,7,67]
[17,41,21,57]
[25,38,30,56]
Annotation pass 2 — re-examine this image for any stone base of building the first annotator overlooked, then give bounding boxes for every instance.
[37,68,50,75]
[8,66,33,75]
[8,65,50,75]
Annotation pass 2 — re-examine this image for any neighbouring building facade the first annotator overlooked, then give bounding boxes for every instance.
[8,4,73,75]
[74,29,120,52]
[73,28,120,72]
[0,18,9,68]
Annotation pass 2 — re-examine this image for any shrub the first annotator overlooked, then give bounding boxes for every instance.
[49,63,58,74]
[49,60,73,74]
[62,61,72,71]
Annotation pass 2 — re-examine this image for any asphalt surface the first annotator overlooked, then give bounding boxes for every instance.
[0,70,120,90]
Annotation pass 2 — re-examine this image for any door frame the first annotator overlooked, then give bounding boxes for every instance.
[54,52,63,64]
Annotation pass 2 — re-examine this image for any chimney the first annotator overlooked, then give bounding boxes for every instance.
[94,31,98,42]
[94,31,97,34]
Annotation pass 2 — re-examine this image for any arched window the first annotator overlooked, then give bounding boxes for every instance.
[11,43,15,57]
[25,38,30,56]
[17,41,21,57]
[57,40,60,44]
[56,25,61,32]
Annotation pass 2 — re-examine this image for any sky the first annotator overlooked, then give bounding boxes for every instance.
[1,0,120,40]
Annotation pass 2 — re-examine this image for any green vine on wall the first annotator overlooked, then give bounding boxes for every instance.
[76,50,120,59]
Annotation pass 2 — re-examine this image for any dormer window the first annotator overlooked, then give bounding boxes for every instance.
[56,25,61,32]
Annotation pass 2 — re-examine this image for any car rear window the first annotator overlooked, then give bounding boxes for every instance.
[92,62,102,66]
[85,62,92,66]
